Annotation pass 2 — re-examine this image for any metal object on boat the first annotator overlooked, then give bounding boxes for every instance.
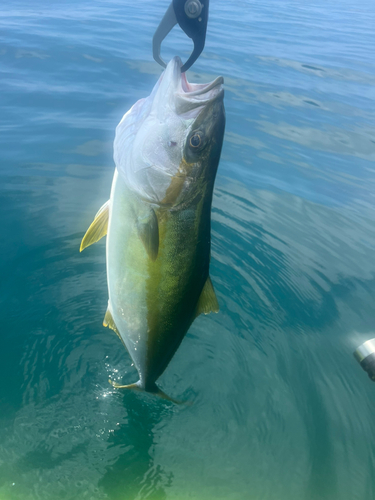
[354,338,375,381]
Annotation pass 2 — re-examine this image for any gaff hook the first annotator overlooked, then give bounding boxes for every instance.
[153,0,209,73]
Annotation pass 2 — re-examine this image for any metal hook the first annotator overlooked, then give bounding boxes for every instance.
[153,0,209,73]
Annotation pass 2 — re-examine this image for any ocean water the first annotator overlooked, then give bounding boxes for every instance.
[1,0,375,498]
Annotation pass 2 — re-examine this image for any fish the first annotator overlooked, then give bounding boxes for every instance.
[80,56,225,399]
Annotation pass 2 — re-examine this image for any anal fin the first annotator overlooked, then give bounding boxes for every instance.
[195,276,219,318]
[103,307,124,345]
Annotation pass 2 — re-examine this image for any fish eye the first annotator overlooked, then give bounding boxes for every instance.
[189,132,202,149]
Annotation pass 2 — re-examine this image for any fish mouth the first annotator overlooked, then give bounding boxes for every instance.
[166,56,224,117]
[180,71,224,99]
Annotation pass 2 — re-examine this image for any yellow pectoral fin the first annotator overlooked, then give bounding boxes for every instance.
[195,276,220,318]
[80,200,110,252]
[137,208,159,261]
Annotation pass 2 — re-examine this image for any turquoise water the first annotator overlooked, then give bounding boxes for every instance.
[1,0,375,498]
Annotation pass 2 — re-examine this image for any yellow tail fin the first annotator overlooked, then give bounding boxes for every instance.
[108,379,182,404]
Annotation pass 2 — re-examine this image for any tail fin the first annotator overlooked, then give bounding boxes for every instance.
[108,379,182,404]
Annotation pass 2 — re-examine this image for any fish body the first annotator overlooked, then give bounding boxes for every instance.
[81,57,225,394]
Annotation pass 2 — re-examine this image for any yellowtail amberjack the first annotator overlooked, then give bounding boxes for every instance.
[81,56,225,399]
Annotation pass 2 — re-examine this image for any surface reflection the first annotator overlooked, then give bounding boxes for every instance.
[99,394,174,500]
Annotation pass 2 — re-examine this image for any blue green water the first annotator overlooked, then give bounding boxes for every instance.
[1,0,375,498]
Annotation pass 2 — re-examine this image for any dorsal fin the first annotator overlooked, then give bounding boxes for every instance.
[195,276,219,318]
[80,200,110,252]
[137,208,159,261]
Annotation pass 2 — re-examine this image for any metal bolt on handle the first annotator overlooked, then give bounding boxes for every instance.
[185,0,203,19]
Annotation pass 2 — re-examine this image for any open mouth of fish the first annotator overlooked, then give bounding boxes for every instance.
[158,56,224,118]
[180,71,224,99]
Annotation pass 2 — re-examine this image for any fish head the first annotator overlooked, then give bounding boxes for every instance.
[181,83,225,193]
[114,56,225,206]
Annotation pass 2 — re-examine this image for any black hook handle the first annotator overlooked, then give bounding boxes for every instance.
[152,0,209,73]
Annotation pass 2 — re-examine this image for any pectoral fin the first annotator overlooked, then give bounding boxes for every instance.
[80,200,110,252]
[195,276,219,317]
[137,208,159,261]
